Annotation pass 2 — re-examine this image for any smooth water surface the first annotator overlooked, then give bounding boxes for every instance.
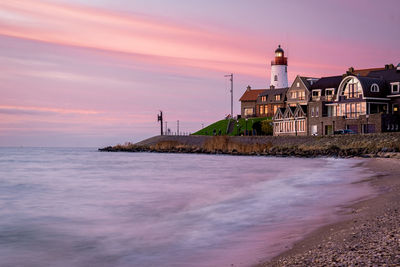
[0,148,374,266]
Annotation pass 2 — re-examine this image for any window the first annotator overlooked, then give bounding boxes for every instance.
[312,90,321,100]
[291,91,297,99]
[391,83,399,94]
[316,107,319,117]
[299,91,305,100]
[311,107,315,117]
[296,82,300,88]
[275,94,281,101]
[261,96,267,102]
[244,108,253,116]
[259,105,264,115]
[264,105,268,114]
[371,83,379,92]
[274,75,278,82]
[394,104,399,114]
[326,89,334,101]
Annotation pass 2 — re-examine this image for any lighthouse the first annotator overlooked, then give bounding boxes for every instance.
[270,45,288,89]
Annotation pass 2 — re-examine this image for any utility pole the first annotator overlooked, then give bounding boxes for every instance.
[157,111,163,136]
[225,73,233,118]
[177,120,180,136]
[165,121,168,135]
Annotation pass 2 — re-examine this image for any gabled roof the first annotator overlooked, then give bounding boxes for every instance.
[273,107,285,120]
[295,105,307,117]
[259,87,288,103]
[299,76,319,89]
[239,89,265,102]
[283,106,295,119]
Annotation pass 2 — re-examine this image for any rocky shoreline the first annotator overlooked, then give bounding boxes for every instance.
[99,133,400,158]
[260,158,400,266]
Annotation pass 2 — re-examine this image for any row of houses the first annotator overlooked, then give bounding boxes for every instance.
[239,46,400,136]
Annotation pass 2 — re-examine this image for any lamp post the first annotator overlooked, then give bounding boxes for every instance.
[366,115,369,133]
[157,111,163,136]
[245,118,248,136]
[224,73,233,119]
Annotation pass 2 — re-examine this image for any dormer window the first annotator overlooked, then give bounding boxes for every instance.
[325,89,334,101]
[261,96,267,102]
[391,82,399,94]
[371,83,379,92]
[312,90,321,100]
[275,94,281,101]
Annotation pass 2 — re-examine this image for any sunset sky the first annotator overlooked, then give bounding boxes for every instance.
[1,0,399,147]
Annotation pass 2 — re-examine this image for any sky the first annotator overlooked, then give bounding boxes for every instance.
[0,0,399,147]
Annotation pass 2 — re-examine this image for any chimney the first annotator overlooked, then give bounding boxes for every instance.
[246,85,251,91]
[348,67,354,73]
[385,64,389,70]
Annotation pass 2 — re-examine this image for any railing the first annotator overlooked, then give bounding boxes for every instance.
[271,57,287,65]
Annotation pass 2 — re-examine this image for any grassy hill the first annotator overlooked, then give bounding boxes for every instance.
[193,117,271,136]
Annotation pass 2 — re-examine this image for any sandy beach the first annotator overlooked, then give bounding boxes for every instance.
[260,158,400,266]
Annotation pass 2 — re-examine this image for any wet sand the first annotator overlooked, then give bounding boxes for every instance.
[259,158,400,266]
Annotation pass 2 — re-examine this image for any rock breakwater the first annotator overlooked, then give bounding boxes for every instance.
[99,133,400,158]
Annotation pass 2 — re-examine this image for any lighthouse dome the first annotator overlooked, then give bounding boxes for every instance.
[275,45,284,57]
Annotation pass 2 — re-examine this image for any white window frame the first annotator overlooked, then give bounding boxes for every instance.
[370,83,379,93]
[312,89,321,100]
[325,88,334,101]
[391,82,400,94]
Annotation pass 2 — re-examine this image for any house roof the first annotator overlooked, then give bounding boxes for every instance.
[357,76,389,98]
[259,87,288,103]
[366,68,400,83]
[299,76,319,89]
[310,76,343,90]
[239,89,265,102]
[351,67,386,77]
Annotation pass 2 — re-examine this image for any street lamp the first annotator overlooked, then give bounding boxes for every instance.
[245,118,248,136]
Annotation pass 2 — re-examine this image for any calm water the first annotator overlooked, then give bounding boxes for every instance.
[0,148,374,267]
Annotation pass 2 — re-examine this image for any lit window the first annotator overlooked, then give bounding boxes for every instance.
[296,82,300,87]
[326,89,333,101]
[275,94,281,101]
[276,52,282,57]
[274,75,278,82]
[394,104,399,113]
[371,84,379,92]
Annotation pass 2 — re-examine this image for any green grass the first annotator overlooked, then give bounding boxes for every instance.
[193,119,230,135]
[193,117,271,136]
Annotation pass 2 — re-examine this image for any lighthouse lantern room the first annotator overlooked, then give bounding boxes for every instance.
[270,45,288,89]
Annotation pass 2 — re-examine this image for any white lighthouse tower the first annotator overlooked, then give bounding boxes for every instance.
[270,45,288,88]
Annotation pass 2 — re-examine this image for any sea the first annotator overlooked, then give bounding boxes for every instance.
[0,147,375,267]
